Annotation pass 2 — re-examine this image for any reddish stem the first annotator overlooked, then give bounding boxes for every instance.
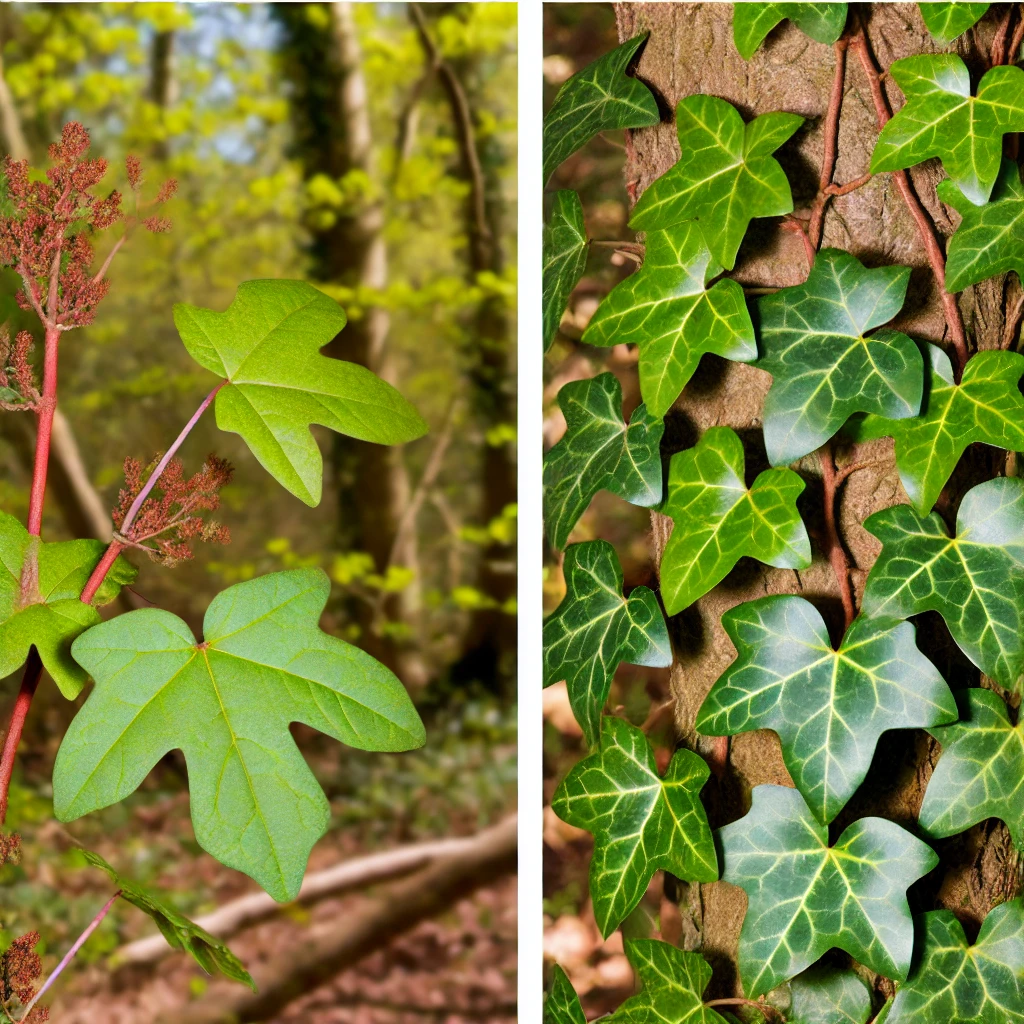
[706,997,784,1022]
[79,540,125,606]
[25,326,60,536]
[808,39,849,248]
[0,650,42,825]
[819,445,856,630]
[782,219,816,270]
[825,172,873,197]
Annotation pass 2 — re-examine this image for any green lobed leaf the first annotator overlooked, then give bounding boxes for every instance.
[630,96,802,270]
[853,345,1024,514]
[918,2,990,44]
[544,541,671,748]
[0,510,136,699]
[551,716,717,938]
[174,279,427,507]
[696,596,956,825]
[659,427,811,616]
[919,687,1024,849]
[53,568,425,902]
[544,373,664,551]
[885,899,1024,1023]
[733,4,848,60]
[789,964,872,1024]
[544,964,586,1024]
[861,476,1024,692]
[544,191,590,351]
[80,849,254,989]
[757,249,922,467]
[870,54,1024,206]
[582,222,756,418]
[543,34,660,185]
[717,784,938,997]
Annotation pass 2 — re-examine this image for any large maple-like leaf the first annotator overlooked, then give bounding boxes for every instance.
[884,900,1024,1023]
[853,345,1024,514]
[918,688,1024,849]
[0,511,136,698]
[53,568,425,902]
[544,965,586,1024]
[757,249,922,466]
[717,785,938,997]
[551,716,717,937]
[861,477,1024,692]
[870,54,1024,206]
[582,222,756,418]
[544,191,589,351]
[629,96,802,270]
[696,596,955,824]
[544,373,664,550]
[733,4,848,59]
[174,279,427,507]
[659,427,811,616]
[544,541,671,748]
[789,964,872,1024]
[918,2,990,44]
[543,34,659,185]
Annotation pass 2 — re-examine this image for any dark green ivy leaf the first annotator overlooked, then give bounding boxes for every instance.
[543,35,659,185]
[717,785,938,997]
[544,541,671,748]
[544,191,589,351]
[552,716,717,938]
[918,2,990,44]
[582,222,756,418]
[789,964,872,1024]
[757,249,922,467]
[733,4,848,59]
[544,373,664,550]
[545,965,586,1024]
[630,96,802,270]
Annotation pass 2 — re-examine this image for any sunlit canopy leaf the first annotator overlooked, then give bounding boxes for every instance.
[733,4,848,59]
[544,191,589,351]
[918,2,990,44]
[544,964,586,1024]
[789,964,872,1024]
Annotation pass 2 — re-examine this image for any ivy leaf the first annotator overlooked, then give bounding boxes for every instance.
[696,596,956,825]
[918,2,990,44]
[582,222,756,418]
[884,899,1024,1023]
[80,849,254,989]
[717,784,938,997]
[757,249,922,466]
[918,688,1024,849]
[630,96,802,270]
[733,4,848,60]
[545,965,586,1024]
[544,373,664,551]
[53,568,425,903]
[861,477,1024,692]
[551,716,717,938]
[853,345,1024,514]
[940,158,1024,292]
[659,427,811,616]
[544,541,671,747]
[870,55,1024,206]
[0,511,136,699]
[174,279,427,507]
[543,34,659,185]
[544,191,589,351]
[789,964,872,1024]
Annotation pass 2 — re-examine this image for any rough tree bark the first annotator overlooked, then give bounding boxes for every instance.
[614,1,1022,999]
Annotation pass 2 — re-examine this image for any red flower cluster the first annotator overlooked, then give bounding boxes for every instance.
[0,932,47,1022]
[0,330,39,411]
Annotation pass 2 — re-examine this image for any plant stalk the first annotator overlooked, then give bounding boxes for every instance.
[0,650,42,825]
[820,445,856,630]
[25,327,60,536]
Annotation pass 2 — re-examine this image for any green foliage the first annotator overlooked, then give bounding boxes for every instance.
[544,964,586,1024]
[918,2,990,44]
[659,427,810,616]
[53,568,425,902]
[582,222,756,418]
[551,716,717,938]
[630,96,802,270]
[544,541,671,747]
[544,373,664,550]
[733,4,848,59]
[544,191,589,350]
[717,784,938,997]
[789,964,872,1024]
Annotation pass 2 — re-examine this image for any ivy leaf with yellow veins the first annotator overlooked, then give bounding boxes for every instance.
[789,964,873,1024]
[733,4,848,60]
[543,191,589,351]
[544,965,586,1024]
[918,2,990,44]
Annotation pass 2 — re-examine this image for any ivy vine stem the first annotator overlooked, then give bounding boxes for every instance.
[807,38,849,248]
[819,444,856,630]
[705,996,785,1021]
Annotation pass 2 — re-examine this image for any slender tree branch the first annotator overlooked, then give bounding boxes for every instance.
[819,445,856,630]
[0,649,41,825]
[807,39,849,248]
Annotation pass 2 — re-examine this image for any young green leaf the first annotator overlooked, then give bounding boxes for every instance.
[80,849,254,989]
[757,249,922,466]
[0,511,136,699]
[861,477,1024,692]
[789,964,872,1024]
[545,964,586,1024]
[582,222,756,418]
[696,596,956,825]
[544,373,664,551]
[733,4,848,60]
[884,900,1024,1023]
[543,34,660,185]
[659,427,811,616]
[174,279,427,507]
[918,2,990,44]
[544,541,671,747]
[544,191,589,351]
[551,716,717,938]
[919,688,1024,850]
[630,96,802,270]
[870,55,1024,206]
[53,568,425,903]
[717,784,938,997]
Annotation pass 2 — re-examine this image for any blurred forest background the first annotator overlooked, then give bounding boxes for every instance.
[0,3,517,1022]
